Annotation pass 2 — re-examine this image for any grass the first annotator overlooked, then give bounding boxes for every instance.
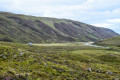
[0,41,120,80]
[33,42,88,46]
[95,36,120,46]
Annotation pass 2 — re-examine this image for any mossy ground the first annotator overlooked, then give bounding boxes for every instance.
[0,42,120,80]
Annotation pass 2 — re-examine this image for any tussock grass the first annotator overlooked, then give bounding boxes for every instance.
[0,42,120,80]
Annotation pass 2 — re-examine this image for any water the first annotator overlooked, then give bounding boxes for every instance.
[84,42,109,48]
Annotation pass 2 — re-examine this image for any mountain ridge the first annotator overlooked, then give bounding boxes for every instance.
[0,12,119,43]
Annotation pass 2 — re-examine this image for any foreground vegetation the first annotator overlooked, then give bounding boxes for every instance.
[0,41,120,80]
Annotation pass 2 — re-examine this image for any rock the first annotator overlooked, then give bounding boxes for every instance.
[59,70,62,72]
[86,68,92,72]
[44,63,47,66]
[106,71,113,75]
[26,73,30,76]
[88,59,91,62]
[14,55,17,58]
[63,60,67,62]
[28,43,33,45]
[96,70,101,73]
[3,56,7,59]
[19,52,23,55]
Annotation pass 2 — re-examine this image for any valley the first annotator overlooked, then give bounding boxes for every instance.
[0,12,120,80]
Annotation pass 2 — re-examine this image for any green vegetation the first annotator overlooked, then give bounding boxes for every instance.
[95,36,120,46]
[0,12,119,43]
[0,41,120,80]
[0,12,120,80]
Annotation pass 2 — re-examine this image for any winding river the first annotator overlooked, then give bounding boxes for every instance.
[84,42,109,48]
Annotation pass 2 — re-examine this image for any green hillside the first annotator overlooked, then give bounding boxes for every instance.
[0,12,119,43]
[95,36,120,46]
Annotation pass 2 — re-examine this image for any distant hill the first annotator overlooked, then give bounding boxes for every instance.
[94,36,120,46]
[0,12,119,43]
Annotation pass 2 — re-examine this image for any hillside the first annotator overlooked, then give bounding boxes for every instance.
[94,36,120,46]
[0,12,119,43]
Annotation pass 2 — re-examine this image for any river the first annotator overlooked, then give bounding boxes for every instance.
[84,42,109,48]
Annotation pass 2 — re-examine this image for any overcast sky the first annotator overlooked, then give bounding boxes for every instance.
[0,0,120,33]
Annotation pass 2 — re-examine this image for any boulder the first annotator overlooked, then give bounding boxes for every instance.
[28,43,33,45]
[106,71,113,75]
[86,68,92,72]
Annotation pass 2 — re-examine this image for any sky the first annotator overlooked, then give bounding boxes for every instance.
[0,0,120,34]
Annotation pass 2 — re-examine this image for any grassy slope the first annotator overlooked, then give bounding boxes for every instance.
[0,42,120,80]
[0,12,119,43]
[95,36,120,46]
